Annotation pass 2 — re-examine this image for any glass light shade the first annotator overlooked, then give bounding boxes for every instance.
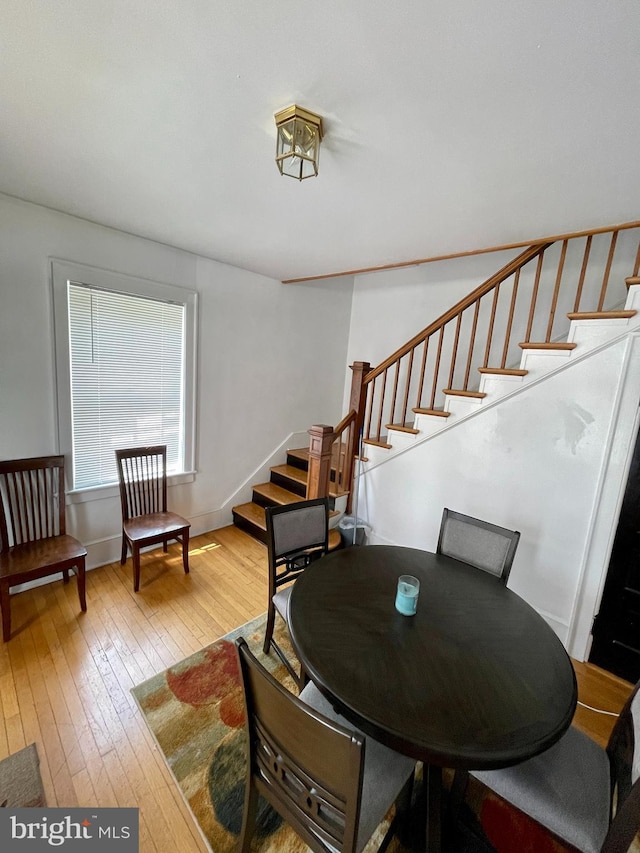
[275,105,323,181]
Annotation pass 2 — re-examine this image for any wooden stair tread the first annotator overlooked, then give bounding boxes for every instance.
[518,341,577,350]
[362,438,392,449]
[287,447,309,464]
[386,423,419,434]
[253,482,301,505]
[567,310,637,320]
[232,501,267,527]
[412,408,451,418]
[626,276,640,287]
[270,463,307,485]
[478,368,528,376]
[442,389,486,398]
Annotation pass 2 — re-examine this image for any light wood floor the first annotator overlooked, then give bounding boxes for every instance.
[0,526,633,852]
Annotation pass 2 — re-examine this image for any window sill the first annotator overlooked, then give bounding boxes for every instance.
[66,471,197,504]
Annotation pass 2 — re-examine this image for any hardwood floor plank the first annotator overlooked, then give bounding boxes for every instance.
[572,659,632,747]
[0,525,632,852]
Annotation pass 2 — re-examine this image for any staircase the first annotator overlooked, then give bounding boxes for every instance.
[232,447,343,549]
[233,223,640,545]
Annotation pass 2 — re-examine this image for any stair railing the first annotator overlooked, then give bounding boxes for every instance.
[307,222,640,506]
[364,224,640,444]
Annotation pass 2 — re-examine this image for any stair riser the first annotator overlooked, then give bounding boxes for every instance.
[385,430,419,451]
[270,469,307,497]
[443,395,483,417]
[478,373,527,398]
[519,349,573,376]
[251,492,277,509]
[286,450,309,473]
[412,414,452,437]
[568,318,636,350]
[231,511,267,544]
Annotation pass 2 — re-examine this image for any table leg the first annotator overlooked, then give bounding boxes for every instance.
[424,764,442,853]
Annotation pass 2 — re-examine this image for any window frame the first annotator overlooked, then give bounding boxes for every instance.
[51,259,198,503]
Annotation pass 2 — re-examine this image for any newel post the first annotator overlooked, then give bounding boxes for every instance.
[306,425,335,500]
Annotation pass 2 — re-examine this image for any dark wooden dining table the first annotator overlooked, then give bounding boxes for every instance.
[288,544,577,853]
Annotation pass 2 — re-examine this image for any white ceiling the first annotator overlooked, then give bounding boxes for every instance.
[1,1,638,282]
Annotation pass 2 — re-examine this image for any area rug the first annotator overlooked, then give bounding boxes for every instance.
[132,614,627,853]
[0,743,46,808]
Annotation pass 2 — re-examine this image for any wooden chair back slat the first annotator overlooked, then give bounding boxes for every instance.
[0,456,65,550]
[115,446,167,521]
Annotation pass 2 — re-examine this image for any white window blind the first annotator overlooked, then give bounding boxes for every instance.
[67,282,186,490]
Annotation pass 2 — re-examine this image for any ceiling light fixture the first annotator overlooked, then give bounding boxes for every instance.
[274,104,323,181]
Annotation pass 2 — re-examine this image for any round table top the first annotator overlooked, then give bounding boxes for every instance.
[288,545,577,769]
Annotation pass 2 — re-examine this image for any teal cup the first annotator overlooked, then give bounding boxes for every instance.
[395,574,420,616]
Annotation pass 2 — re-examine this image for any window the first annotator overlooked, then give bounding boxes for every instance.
[52,261,197,493]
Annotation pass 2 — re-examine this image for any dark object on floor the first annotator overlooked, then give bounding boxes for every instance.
[0,743,46,808]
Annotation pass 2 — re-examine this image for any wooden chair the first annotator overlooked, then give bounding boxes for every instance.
[115,445,190,592]
[263,497,329,687]
[235,637,415,853]
[469,679,640,853]
[437,507,520,583]
[0,455,87,641]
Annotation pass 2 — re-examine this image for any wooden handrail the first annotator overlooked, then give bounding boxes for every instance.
[283,220,640,284]
[334,409,356,436]
[364,243,550,384]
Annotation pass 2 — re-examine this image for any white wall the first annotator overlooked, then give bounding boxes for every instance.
[0,194,353,567]
[353,330,640,659]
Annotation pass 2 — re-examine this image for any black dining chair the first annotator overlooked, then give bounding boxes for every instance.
[263,497,329,687]
[438,507,521,823]
[437,507,520,583]
[236,636,415,853]
[468,679,640,853]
